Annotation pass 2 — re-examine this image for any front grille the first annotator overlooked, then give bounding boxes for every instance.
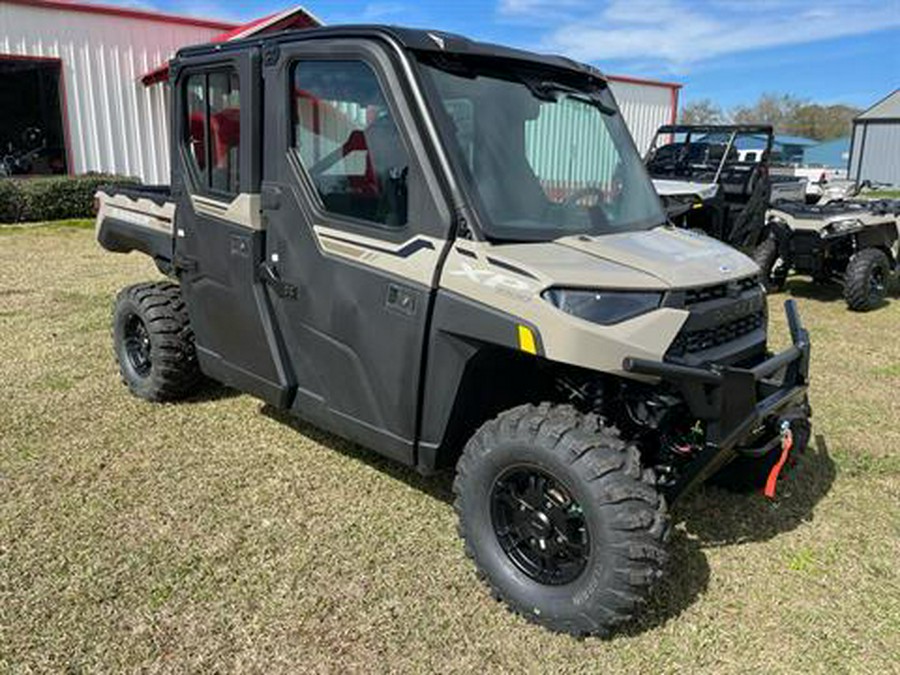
[668,310,765,357]
[667,276,767,362]
[684,276,760,306]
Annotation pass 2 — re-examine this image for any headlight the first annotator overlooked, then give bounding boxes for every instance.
[821,218,863,238]
[542,288,663,325]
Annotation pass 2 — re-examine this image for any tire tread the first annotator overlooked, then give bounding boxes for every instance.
[454,403,669,637]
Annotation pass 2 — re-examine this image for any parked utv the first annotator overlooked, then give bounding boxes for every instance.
[95,26,812,637]
[758,199,900,311]
[646,125,802,251]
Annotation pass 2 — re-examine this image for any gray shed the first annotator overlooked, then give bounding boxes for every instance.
[848,89,900,187]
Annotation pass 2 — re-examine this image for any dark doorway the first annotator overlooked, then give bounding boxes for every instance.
[0,57,68,176]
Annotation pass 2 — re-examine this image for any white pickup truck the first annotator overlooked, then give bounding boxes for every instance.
[771,165,848,203]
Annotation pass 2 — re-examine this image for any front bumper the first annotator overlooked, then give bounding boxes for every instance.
[623,299,811,501]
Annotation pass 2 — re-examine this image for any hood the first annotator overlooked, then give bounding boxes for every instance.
[653,179,719,201]
[488,227,759,290]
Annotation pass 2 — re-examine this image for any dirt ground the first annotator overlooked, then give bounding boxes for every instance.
[2,223,899,673]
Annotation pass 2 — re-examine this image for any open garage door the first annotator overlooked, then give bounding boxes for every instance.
[0,57,68,176]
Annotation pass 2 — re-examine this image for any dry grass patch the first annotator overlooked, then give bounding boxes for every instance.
[2,226,899,673]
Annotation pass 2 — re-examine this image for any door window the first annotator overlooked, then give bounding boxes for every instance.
[291,60,410,228]
[183,70,241,195]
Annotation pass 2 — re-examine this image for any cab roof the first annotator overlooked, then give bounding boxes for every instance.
[175,24,607,82]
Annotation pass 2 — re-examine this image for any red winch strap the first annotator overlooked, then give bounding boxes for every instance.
[764,427,794,499]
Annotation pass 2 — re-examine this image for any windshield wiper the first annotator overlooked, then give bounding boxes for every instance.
[526,80,616,115]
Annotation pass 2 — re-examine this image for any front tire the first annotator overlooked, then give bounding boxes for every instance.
[753,236,788,291]
[113,282,201,401]
[844,248,890,312]
[454,404,668,637]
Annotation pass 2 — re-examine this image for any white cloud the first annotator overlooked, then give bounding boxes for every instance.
[498,0,589,20]
[359,3,410,20]
[503,0,900,70]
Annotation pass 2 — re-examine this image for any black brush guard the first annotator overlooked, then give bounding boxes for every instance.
[623,299,811,502]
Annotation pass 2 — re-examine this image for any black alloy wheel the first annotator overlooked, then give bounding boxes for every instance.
[490,466,590,586]
[123,313,152,378]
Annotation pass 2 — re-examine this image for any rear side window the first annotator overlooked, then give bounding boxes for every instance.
[290,60,410,228]
[183,70,241,195]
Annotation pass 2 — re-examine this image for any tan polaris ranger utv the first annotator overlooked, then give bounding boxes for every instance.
[95,26,812,636]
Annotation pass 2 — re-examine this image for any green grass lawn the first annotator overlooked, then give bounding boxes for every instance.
[1,227,899,673]
[862,189,900,199]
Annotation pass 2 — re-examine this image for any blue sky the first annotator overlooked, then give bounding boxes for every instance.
[125,0,898,110]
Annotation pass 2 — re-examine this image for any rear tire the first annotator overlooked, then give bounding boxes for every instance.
[113,282,201,401]
[454,403,669,637]
[844,248,890,312]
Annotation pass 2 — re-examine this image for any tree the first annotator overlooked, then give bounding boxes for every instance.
[784,103,859,140]
[728,93,859,141]
[680,99,724,124]
[731,93,805,131]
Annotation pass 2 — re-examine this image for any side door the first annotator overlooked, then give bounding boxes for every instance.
[172,52,291,406]
[261,39,453,463]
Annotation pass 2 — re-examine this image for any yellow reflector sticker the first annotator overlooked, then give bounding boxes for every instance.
[518,325,537,355]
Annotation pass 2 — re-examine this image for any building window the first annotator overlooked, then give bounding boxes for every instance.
[184,70,240,195]
[291,60,409,228]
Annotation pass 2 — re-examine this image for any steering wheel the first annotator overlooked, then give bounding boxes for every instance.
[562,186,609,208]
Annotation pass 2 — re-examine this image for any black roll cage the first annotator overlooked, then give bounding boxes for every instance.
[647,124,775,183]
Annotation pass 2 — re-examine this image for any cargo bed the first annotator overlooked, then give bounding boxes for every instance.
[95,184,175,268]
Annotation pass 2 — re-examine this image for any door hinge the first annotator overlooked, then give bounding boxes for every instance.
[258,262,298,300]
[261,186,282,211]
[263,44,281,67]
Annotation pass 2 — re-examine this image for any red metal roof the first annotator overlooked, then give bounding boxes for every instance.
[2,0,238,30]
[141,6,321,86]
[606,74,682,92]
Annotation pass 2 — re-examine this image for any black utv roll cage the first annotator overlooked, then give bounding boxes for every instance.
[646,124,777,250]
[647,124,775,183]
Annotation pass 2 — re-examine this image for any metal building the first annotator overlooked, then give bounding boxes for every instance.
[607,75,679,155]
[849,89,900,187]
[0,0,234,183]
[0,0,679,183]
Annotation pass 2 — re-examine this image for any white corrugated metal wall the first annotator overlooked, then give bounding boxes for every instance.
[0,1,225,183]
[849,122,900,186]
[608,78,677,155]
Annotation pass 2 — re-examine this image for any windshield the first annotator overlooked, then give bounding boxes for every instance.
[416,56,666,242]
[645,130,758,181]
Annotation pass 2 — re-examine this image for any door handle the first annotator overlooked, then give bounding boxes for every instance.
[257,262,298,300]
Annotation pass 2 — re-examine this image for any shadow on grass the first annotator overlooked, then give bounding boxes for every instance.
[259,405,455,505]
[680,433,837,547]
[781,277,845,303]
[615,528,711,638]
[182,379,244,404]
[257,403,835,638]
[620,434,835,636]
[780,276,898,307]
